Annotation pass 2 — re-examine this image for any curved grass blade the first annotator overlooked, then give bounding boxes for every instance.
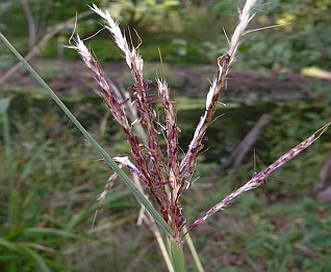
[24,227,94,241]
[0,32,173,237]
[0,237,51,272]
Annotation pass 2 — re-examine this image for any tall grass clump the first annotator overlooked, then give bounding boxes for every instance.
[1,0,330,271]
[67,1,330,269]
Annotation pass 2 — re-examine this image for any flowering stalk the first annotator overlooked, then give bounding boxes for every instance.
[89,4,173,224]
[70,5,184,241]
[179,0,258,181]
[187,122,331,232]
[70,1,329,249]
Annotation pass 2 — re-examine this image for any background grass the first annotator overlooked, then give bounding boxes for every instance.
[1,93,331,271]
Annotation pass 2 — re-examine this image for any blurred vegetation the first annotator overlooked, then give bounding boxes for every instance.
[1,0,330,70]
[1,94,331,271]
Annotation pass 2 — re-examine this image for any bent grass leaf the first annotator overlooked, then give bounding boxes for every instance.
[0,32,173,237]
[0,237,51,272]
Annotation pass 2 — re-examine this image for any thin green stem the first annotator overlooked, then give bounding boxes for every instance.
[183,226,205,272]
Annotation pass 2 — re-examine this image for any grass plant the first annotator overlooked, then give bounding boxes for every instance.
[1,0,331,271]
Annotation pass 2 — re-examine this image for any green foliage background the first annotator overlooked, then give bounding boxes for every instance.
[1,0,330,69]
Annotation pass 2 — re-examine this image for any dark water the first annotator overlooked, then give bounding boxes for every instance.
[177,102,277,163]
[4,92,329,164]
